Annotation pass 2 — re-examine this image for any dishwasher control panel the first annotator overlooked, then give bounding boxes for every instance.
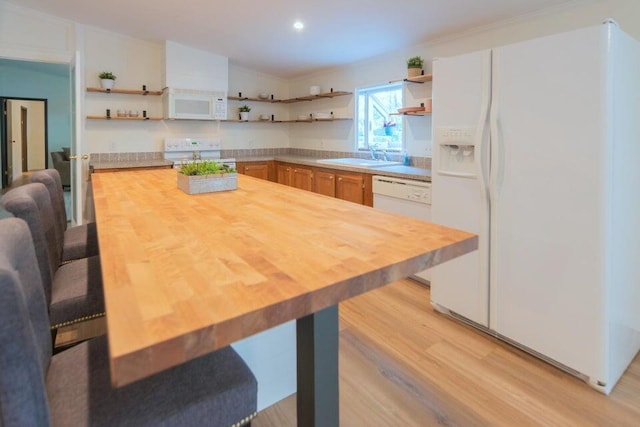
[372,176,431,205]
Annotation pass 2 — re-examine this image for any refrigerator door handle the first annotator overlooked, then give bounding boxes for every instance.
[477,52,492,199]
[489,52,501,204]
[477,50,493,328]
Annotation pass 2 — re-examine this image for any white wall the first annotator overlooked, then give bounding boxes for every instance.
[0,0,74,63]
[6,0,640,159]
[289,0,640,158]
[225,63,291,150]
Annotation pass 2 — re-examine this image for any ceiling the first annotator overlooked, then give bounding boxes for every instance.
[11,0,577,78]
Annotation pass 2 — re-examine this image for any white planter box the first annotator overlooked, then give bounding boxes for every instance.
[177,172,238,194]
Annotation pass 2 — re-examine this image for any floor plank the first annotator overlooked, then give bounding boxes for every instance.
[254,279,640,426]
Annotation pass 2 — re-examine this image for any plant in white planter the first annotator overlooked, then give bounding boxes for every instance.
[239,104,251,121]
[176,160,238,195]
[98,71,116,89]
[406,56,424,78]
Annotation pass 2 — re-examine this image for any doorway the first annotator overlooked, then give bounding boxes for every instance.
[0,97,48,187]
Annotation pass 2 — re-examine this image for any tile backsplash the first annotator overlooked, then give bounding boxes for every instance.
[91,149,431,169]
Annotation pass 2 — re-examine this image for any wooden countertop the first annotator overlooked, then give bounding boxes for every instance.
[92,169,476,386]
[91,159,174,172]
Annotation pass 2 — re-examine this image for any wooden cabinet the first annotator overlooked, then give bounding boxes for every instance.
[277,164,293,186]
[275,161,373,206]
[277,163,313,190]
[336,173,365,205]
[236,161,275,181]
[314,170,336,197]
[92,164,172,173]
[292,167,314,191]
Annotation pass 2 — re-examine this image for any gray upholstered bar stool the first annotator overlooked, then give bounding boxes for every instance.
[30,169,99,263]
[0,183,105,331]
[0,217,258,426]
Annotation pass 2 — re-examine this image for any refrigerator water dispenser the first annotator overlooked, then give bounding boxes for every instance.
[436,127,477,177]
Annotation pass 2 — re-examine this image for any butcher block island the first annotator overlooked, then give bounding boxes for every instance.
[92,169,476,425]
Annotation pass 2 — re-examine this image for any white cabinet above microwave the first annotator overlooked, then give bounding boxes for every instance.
[163,88,227,120]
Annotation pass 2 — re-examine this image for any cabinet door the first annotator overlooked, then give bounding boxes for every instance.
[292,167,314,191]
[277,164,293,186]
[244,164,269,180]
[336,173,364,205]
[314,170,336,197]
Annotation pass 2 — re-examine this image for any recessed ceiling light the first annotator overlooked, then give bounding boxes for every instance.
[293,21,304,30]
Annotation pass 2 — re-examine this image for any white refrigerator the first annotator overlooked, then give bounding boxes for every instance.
[430,21,640,394]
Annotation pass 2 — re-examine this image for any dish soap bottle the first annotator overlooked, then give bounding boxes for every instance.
[403,151,410,166]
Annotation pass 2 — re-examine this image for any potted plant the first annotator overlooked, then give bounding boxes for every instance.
[98,71,117,89]
[176,160,238,194]
[406,56,424,78]
[383,120,396,136]
[238,104,251,121]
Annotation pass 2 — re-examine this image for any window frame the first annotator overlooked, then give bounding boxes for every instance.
[355,82,404,153]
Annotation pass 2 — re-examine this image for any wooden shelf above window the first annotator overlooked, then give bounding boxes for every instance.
[389,111,431,116]
[86,115,163,121]
[389,74,433,84]
[86,87,163,96]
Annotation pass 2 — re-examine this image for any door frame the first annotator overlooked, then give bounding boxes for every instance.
[21,106,28,172]
[0,96,48,187]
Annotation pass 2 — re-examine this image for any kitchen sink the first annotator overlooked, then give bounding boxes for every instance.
[317,158,403,167]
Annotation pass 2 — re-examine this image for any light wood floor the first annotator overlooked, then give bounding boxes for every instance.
[254,279,640,426]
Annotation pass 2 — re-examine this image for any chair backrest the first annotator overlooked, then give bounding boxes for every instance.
[0,183,62,305]
[0,218,52,425]
[30,169,68,238]
[50,151,65,166]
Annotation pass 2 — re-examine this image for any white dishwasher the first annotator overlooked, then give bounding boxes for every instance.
[372,175,432,284]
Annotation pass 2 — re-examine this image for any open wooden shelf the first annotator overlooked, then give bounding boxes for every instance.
[229,90,352,104]
[86,115,162,121]
[223,119,285,123]
[280,91,352,104]
[389,74,433,84]
[389,111,431,116]
[228,95,283,103]
[222,117,352,123]
[86,87,163,96]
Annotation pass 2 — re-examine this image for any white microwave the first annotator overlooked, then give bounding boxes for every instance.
[163,88,227,120]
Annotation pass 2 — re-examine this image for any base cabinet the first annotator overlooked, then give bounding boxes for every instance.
[314,170,336,197]
[277,164,293,186]
[335,173,365,205]
[237,161,275,182]
[274,161,372,206]
[292,167,314,191]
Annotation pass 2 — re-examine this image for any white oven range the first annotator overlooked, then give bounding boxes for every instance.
[163,137,235,169]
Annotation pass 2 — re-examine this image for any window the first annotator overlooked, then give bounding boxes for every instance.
[356,83,403,152]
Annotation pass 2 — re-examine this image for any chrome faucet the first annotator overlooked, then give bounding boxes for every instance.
[369,146,378,160]
[381,150,390,161]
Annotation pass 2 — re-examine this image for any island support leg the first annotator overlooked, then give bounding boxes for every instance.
[296,304,339,427]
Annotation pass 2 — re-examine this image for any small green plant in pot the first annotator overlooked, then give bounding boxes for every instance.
[98,71,117,89]
[177,160,238,194]
[406,56,424,78]
[238,104,251,121]
[178,160,236,176]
